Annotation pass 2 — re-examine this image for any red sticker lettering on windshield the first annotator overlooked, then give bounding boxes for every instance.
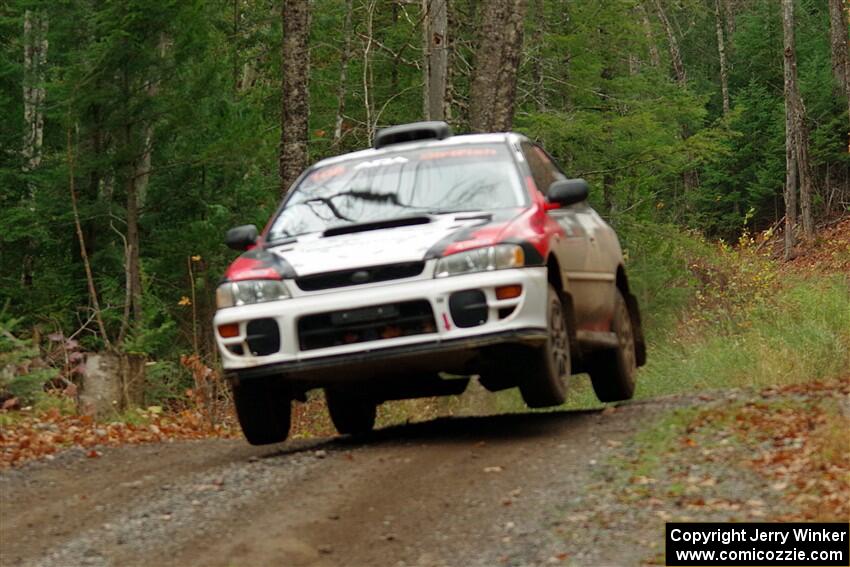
[419,148,498,161]
[309,165,346,182]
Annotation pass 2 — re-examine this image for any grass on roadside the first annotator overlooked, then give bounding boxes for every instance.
[637,274,850,398]
[565,222,850,408]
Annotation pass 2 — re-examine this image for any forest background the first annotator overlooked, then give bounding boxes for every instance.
[0,0,848,415]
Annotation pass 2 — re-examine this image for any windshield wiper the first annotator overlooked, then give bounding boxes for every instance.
[304,197,353,222]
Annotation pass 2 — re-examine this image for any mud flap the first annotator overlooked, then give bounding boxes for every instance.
[625,292,647,367]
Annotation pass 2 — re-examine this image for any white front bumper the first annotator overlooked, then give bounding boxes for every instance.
[213,266,549,371]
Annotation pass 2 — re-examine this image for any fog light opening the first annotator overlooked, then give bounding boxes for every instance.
[218,323,240,338]
[495,284,523,300]
[498,306,517,319]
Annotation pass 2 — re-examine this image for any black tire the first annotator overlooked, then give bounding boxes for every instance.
[589,289,637,402]
[231,378,292,445]
[519,285,571,408]
[325,389,377,436]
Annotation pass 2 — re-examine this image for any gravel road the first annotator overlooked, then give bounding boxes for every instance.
[0,388,823,567]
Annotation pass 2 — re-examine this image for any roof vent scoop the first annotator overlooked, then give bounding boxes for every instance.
[373,121,452,149]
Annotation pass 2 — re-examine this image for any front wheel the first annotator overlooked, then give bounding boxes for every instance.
[589,289,637,402]
[325,389,377,436]
[231,378,292,445]
[519,285,571,408]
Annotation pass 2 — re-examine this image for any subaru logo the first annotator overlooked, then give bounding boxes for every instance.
[351,270,371,284]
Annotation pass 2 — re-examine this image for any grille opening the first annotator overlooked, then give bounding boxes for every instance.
[227,344,244,356]
[246,318,281,356]
[449,289,488,328]
[298,300,436,351]
[295,262,425,291]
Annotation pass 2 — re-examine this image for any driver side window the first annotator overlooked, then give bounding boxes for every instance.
[521,142,564,196]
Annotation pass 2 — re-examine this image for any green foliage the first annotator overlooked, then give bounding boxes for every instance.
[639,273,850,398]
[2,369,56,406]
[143,360,193,408]
[0,318,58,405]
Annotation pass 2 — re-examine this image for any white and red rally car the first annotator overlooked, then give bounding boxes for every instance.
[215,122,646,444]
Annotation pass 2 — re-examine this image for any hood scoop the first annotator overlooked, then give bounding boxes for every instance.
[323,216,432,237]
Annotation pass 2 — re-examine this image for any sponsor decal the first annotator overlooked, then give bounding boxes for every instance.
[308,164,346,182]
[419,148,498,160]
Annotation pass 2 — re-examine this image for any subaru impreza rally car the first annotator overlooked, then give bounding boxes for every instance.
[215,121,646,444]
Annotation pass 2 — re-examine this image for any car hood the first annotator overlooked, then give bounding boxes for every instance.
[265,209,524,277]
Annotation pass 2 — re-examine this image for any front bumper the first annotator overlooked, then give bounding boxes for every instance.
[230,328,547,383]
[214,266,549,378]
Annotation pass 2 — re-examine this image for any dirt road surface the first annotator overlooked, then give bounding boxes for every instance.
[2,386,838,567]
[2,398,662,567]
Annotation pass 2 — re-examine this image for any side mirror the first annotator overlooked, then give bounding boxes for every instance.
[547,178,589,207]
[225,224,258,251]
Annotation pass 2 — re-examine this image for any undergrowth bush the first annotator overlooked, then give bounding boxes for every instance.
[0,319,59,406]
[143,360,193,409]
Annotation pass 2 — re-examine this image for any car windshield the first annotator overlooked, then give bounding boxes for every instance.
[268,143,524,240]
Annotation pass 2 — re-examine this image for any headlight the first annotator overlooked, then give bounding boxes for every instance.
[216,280,290,308]
[434,244,525,278]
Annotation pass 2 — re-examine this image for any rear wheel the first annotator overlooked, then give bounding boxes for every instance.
[231,378,291,445]
[589,289,637,402]
[325,389,377,435]
[519,285,571,408]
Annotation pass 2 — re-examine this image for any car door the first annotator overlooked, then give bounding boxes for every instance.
[520,142,596,329]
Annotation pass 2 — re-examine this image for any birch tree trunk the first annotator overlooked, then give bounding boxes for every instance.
[783,125,798,261]
[653,0,685,86]
[713,0,731,117]
[637,2,660,68]
[362,0,376,143]
[782,0,799,257]
[530,0,546,110]
[333,0,354,146]
[652,0,698,193]
[125,172,143,329]
[794,94,815,241]
[651,2,690,215]
[134,35,167,211]
[21,11,48,290]
[423,0,448,120]
[22,10,48,177]
[121,35,168,340]
[443,0,457,124]
[721,0,736,36]
[828,0,850,126]
[469,0,528,132]
[279,0,310,196]
[781,0,813,245]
